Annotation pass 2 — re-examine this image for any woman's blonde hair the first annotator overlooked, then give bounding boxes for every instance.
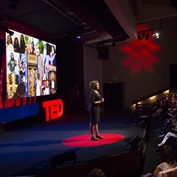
[89,80,99,89]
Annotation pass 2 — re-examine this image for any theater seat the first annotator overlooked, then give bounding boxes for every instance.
[157,167,177,177]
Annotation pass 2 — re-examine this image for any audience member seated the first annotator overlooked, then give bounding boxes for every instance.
[158,132,177,147]
[87,168,106,177]
[159,113,177,137]
[151,96,169,121]
[141,145,177,177]
[131,103,151,126]
[156,166,177,177]
[154,99,168,120]
[132,103,141,125]
[169,94,177,110]
[157,94,177,137]
[159,101,177,123]
[151,99,162,115]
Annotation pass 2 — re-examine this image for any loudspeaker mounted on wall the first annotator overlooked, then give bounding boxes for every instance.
[129,135,142,149]
[98,46,109,60]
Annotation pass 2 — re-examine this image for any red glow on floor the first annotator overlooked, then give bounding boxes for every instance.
[62,134,124,147]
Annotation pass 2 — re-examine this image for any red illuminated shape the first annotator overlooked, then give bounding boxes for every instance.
[119,26,161,75]
[4,97,36,108]
[42,99,64,121]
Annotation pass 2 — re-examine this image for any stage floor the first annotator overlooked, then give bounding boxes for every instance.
[0,111,146,176]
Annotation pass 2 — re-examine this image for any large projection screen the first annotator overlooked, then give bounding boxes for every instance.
[6,30,57,99]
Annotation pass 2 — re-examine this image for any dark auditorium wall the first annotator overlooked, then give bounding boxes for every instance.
[83,19,177,109]
[83,44,104,110]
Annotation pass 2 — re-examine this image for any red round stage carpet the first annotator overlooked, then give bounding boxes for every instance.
[62,134,124,147]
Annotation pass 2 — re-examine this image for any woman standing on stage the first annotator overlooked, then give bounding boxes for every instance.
[88,80,104,141]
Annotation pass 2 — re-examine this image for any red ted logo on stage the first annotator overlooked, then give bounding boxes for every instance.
[42,99,64,121]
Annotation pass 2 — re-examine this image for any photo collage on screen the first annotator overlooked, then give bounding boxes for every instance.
[6,30,57,99]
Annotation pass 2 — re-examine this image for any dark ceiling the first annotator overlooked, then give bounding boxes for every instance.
[0,0,129,44]
[1,0,177,45]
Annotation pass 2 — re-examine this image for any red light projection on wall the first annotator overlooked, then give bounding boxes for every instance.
[42,99,64,122]
[119,26,161,75]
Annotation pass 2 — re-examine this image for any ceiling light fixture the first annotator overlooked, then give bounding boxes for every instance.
[155,32,159,38]
[137,29,160,40]
[76,35,81,39]
[137,19,162,40]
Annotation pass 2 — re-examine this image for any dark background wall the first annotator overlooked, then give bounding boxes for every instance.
[83,19,177,109]
[56,39,84,114]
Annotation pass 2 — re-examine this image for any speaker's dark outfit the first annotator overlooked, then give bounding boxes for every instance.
[88,89,102,123]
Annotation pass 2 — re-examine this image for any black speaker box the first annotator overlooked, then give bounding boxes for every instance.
[129,135,141,149]
[51,151,77,165]
[98,47,109,60]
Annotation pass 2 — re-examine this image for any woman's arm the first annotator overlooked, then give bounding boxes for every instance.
[153,167,162,177]
[94,98,104,104]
